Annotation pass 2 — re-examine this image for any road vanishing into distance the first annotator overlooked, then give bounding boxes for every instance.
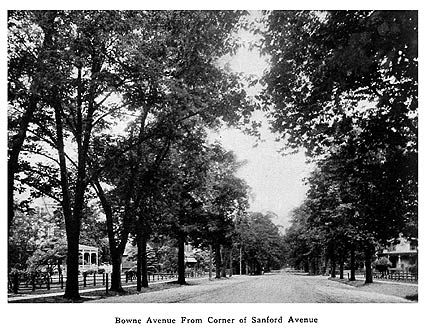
[94,271,416,303]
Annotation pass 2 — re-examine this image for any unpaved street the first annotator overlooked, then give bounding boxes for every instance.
[93,271,416,303]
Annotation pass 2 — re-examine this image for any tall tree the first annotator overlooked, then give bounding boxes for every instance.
[199,153,250,279]
[160,128,212,285]
[262,10,417,283]
[9,11,163,299]
[9,10,253,299]
[238,212,284,275]
[8,11,62,230]
[89,10,253,290]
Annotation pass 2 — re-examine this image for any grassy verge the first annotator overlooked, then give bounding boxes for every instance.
[9,281,183,303]
[329,278,418,301]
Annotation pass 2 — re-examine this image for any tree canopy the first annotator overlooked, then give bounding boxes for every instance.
[8,10,275,298]
[263,10,418,283]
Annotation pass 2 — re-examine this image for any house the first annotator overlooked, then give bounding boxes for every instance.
[58,244,99,275]
[121,242,198,274]
[78,244,99,273]
[377,235,418,271]
[184,243,198,268]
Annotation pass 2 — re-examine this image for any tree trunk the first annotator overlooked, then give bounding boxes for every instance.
[141,232,149,288]
[93,178,129,292]
[177,232,186,285]
[339,257,344,280]
[364,245,374,284]
[350,244,356,281]
[134,230,150,289]
[136,226,150,289]
[110,254,124,292]
[229,247,233,277]
[321,255,328,276]
[239,246,242,275]
[315,257,320,275]
[53,98,80,301]
[58,260,62,277]
[214,243,221,279]
[256,260,262,275]
[220,246,227,278]
[62,47,100,301]
[64,227,80,300]
[303,261,309,273]
[309,257,315,275]
[331,256,336,278]
[209,244,213,280]
[108,242,127,292]
[136,232,143,291]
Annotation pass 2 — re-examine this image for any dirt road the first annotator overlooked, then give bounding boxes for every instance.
[93,271,417,303]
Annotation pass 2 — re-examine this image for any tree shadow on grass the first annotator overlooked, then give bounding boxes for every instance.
[405,294,418,301]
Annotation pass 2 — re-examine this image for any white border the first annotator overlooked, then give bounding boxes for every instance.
[1,2,422,335]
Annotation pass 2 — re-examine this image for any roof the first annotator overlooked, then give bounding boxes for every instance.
[185,257,197,263]
[79,244,98,252]
[379,250,417,256]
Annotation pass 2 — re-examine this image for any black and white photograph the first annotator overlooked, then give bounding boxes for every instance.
[2,2,422,335]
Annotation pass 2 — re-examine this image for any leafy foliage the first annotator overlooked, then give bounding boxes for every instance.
[262,10,417,156]
[238,212,284,273]
[262,11,417,281]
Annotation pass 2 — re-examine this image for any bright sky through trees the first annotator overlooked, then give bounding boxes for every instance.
[209,12,313,229]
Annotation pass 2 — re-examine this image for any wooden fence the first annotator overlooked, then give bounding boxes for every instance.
[8,270,206,295]
[373,270,418,282]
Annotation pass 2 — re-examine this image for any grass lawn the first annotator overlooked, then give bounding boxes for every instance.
[8,281,182,303]
[329,278,418,301]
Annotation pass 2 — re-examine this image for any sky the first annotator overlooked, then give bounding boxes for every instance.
[209,15,314,230]
[210,126,313,230]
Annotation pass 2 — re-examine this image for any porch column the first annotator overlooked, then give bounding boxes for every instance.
[79,247,84,268]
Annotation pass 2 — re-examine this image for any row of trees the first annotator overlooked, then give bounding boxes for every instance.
[8,10,285,300]
[261,10,418,282]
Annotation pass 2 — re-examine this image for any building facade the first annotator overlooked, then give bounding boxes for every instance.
[378,236,418,271]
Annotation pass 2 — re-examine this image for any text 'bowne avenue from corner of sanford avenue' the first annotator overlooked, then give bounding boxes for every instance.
[114,315,319,325]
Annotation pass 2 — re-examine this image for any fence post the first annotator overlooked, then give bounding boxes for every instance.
[102,273,105,285]
[61,275,64,289]
[46,275,50,290]
[32,274,36,291]
[106,273,109,294]
[83,273,87,287]
[93,273,96,287]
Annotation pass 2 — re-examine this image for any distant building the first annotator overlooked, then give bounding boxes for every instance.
[78,244,99,272]
[184,243,197,267]
[377,235,418,271]
[31,198,100,273]
[121,242,198,273]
